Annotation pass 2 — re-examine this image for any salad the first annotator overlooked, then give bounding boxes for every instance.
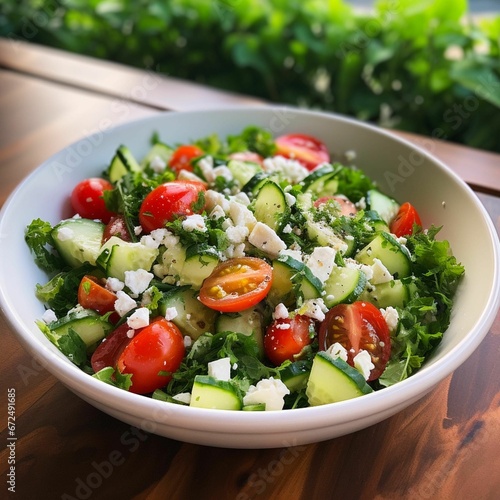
[25,126,464,411]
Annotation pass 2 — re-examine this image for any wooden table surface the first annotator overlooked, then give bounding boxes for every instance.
[1,40,499,500]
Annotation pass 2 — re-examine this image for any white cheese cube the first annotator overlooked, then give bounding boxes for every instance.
[243,378,290,411]
[306,247,337,284]
[127,307,150,329]
[353,350,375,380]
[325,342,349,362]
[114,291,137,317]
[207,357,231,381]
[124,269,154,296]
[370,258,393,284]
[248,222,286,257]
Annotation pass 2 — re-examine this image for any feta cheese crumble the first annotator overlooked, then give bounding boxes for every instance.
[243,378,290,411]
[207,357,231,381]
[124,269,154,296]
[325,342,349,362]
[127,307,150,329]
[114,291,137,317]
[42,309,57,324]
[353,350,375,380]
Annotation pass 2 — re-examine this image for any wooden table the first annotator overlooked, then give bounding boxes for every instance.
[1,40,499,500]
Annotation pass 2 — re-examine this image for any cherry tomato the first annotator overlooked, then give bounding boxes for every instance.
[78,275,117,317]
[390,202,422,237]
[102,215,132,243]
[275,133,330,171]
[138,180,206,233]
[318,301,391,381]
[168,145,204,174]
[264,315,315,366]
[314,195,358,217]
[71,178,115,223]
[91,323,133,373]
[228,151,264,165]
[117,318,185,394]
[199,257,273,313]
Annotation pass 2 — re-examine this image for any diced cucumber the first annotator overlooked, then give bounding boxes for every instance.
[323,265,367,308]
[159,287,217,340]
[304,214,349,255]
[301,164,342,198]
[363,210,390,234]
[355,232,411,279]
[180,245,219,288]
[140,143,174,169]
[300,265,323,300]
[108,145,142,183]
[49,309,113,348]
[215,308,265,357]
[242,171,271,195]
[360,279,410,308]
[306,352,373,406]
[98,236,158,281]
[367,189,399,225]
[267,255,304,307]
[251,180,290,231]
[242,403,266,411]
[226,159,263,189]
[190,375,242,410]
[279,360,310,392]
[52,218,105,268]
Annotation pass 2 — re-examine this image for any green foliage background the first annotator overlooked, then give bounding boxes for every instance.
[1,0,499,152]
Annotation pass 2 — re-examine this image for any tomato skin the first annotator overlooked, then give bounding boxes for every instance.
[117,318,185,394]
[264,315,315,366]
[228,151,264,165]
[102,215,132,243]
[71,178,115,223]
[199,257,273,313]
[390,202,422,237]
[275,133,330,171]
[91,323,133,373]
[314,195,358,217]
[318,301,391,381]
[168,145,204,174]
[78,275,117,317]
[138,181,206,233]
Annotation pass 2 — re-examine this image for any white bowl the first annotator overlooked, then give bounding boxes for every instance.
[1,107,499,448]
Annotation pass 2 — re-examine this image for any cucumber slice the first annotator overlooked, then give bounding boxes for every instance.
[159,287,217,340]
[242,403,266,411]
[98,236,159,281]
[364,210,390,234]
[251,180,290,231]
[181,244,219,288]
[108,145,142,183]
[306,352,373,405]
[280,360,310,392]
[242,171,271,195]
[190,375,242,410]
[367,189,400,225]
[140,143,174,169]
[300,265,323,300]
[302,164,342,198]
[49,309,113,347]
[355,232,411,279]
[226,159,263,189]
[215,308,265,357]
[268,255,304,307]
[323,265,367,308]
[52,218,105,268]
[360,279,410,308]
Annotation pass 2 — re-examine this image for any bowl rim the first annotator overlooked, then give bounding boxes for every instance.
[1,105,499,435]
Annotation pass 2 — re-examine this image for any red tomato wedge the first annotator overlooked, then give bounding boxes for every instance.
[71,178,115,223]
[199,257,273,313]
[138,180,206,233]
[390,202,422,237]
[102,215,132,243]
[318,301,391,381]
[78,275,117,317]
[314,195,358,217]
[168,145,204,174]
[275,133,330,171]
[228,151,264,165]
[91,323,133,374]
[117,318,185,394]
[264,315,315,366]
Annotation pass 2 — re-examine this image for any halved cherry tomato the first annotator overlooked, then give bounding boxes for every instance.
[71,178,115,223]
[199,257,273,313]
[264,315,315,366]
[78,275,117,317]
[275,133,330,171]
[228,151,264,165]
[318,301,391,381]
[91,323,133,374]
[168,145,204,174]
[117,318,185,394]
[103,215,132,243]
[390,202,422,237]
[314,195,358,217]
[138,180,206,233]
